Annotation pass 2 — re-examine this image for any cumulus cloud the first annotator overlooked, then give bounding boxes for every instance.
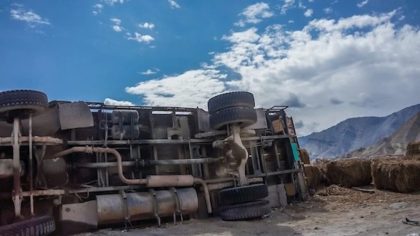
[127,32,154,43]
[139,22,155,29]
[92,4,104,15]
[125,11,420,136]
[281,0,295,14]
[104,98,134,106]
[126,69,226,108]
[168,0,180,9]
[357,0,369,8]
[10,5,50,27]
[110,18,123,32]
[236,2,274,27]
[304,9,313,17]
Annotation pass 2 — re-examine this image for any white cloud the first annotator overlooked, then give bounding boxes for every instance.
[92,4,104,15]
[139,22,155,29]
[10,5,50,27]
[281,0,295,14]
[357,0,369,8]
[112,25,123,32]
[124,11,420,136]
[110,18,121,25]
[307,11,395,32]
[104,98,134,106]
[168,0,180,9]
[126,69,226,108]
[324,7,333,14]
[236,2,274,27]
[140,68,159,75]
[304,9,313,17]
[110,18,123,32]
[102,0,124,6]
[127,32,154,43]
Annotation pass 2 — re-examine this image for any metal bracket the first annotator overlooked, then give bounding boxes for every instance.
[231,125,249,186]
[149,189,161,227]
[12,117,22,218]
[170,187,183,224]
[120,190,132,231]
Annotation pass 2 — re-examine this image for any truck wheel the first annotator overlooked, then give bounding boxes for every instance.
[209,106,257,130]
[0,215,56,236]
[0,90,48,117]
[208,91,255,113]
[218,184,268,206]
[219,200,271,221]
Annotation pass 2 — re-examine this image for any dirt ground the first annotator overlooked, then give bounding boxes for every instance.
[79,186,420,236]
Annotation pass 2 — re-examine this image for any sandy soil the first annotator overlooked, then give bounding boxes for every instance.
[79,186,420,236]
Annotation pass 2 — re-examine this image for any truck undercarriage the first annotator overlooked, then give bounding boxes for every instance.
[0,90,307,235]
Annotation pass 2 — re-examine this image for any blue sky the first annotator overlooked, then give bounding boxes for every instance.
[1,0,420,135]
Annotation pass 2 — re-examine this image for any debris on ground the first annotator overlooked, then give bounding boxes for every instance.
[351,186,375,194]
[403,217,420,226]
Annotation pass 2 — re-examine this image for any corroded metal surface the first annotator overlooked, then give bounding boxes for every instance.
[146,175,194,187]
[96,188,198,225]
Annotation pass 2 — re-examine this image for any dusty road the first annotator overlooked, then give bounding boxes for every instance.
[79,186,420,236]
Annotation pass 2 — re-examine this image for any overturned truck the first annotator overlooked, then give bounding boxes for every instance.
[0,90,307,235]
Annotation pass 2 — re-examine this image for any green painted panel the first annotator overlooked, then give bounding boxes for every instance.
[291,143,300,161]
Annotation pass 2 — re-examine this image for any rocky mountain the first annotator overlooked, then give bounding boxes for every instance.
[299,104,420,159]
[346,112,420,158]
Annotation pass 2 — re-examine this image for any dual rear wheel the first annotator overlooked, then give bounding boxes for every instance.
[217,184,270,221]
[0,89,48,121]
[208,91,257,130]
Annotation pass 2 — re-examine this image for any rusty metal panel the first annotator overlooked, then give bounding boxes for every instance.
[61,200,98,227]
[58,102,94,130]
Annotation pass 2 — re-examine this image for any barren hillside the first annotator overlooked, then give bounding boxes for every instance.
[347,112,420,158]
[300,104,420,159]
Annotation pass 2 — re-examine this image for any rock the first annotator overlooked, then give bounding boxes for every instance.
[389,202,408,209]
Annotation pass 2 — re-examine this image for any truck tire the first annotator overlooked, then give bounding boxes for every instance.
[209,106,257,130]
[0,215,56,236]
[0,90,48,114]
[208,91,255,114]
[219,200,270,221]
[219,184,268,206]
